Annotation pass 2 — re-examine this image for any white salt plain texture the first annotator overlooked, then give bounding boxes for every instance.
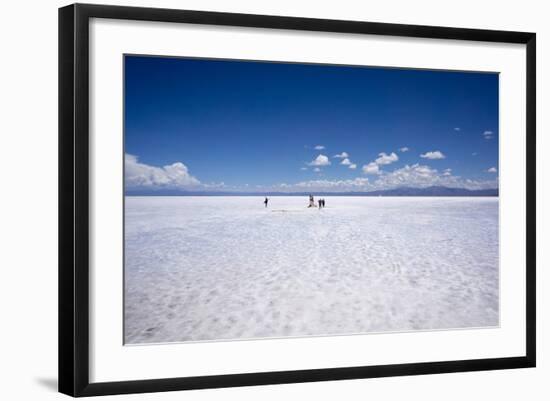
[124,196,499,344]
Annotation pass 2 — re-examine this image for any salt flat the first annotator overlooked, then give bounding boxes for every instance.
[124,196,499,344]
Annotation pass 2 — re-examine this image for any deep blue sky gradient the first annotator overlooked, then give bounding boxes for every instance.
[124,55,498,189]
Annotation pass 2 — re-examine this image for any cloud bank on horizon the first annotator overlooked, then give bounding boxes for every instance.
[124,56,499,194]
[125,151,499,193]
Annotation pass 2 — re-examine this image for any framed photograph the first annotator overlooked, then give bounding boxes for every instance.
[59,3,536,397]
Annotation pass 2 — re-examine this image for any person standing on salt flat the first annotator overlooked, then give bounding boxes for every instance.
[308,194,315,208]
[264,197,269,208]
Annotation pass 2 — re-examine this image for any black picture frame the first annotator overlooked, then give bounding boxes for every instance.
[59,3,536,397]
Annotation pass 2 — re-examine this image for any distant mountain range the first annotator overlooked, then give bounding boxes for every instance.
[126,186,498,197]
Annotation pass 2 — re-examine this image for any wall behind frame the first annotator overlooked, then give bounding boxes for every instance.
[0,0,547,400]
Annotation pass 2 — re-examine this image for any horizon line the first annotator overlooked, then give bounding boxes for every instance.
[125,187,499,197]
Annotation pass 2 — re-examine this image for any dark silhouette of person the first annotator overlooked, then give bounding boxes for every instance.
[264,197,269,208]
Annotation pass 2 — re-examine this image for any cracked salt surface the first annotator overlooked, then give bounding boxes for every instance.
[124,196,498,344]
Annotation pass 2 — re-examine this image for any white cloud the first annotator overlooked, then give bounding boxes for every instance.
[333,152,349,159]
[385,164,438,185]
[266,162,497,192]
[420,151,446,160]
[362,162,380,175]
[275,177,370,192]
[360,151,399,176]
[454,127,461,132]
[373,164,438,188]
[483,130,495,140]
[487,167,498,173]
[308,154,331,166]
[472,152,478,156]
[375,152,399,165]
[349,163,357,169]
[370,163,497,191]
[125,154,201,189]
[313,167,321,173]
[300,167,308,171]
[341,158,351,166]
[314,145,325,150]
[399,147,409,152]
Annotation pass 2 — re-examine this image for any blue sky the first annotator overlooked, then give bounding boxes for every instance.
[124,55,499,193]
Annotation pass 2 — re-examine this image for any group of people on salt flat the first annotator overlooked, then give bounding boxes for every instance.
[263,195,326,209]
[308,194,326,209]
